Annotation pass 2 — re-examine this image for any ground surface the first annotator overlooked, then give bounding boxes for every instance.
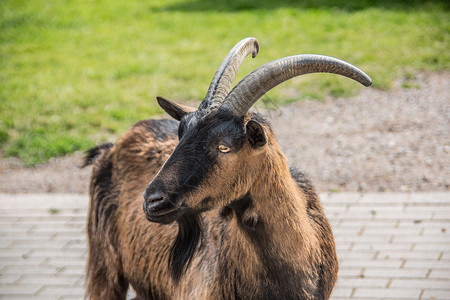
[0,192,449,300]
[1,72,448,194]
[0,73,449,299]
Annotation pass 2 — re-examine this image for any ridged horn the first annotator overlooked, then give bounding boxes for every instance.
[222,55,372,116]
[199,37,259,111]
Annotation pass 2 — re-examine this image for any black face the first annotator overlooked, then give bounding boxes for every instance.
[143,108,245,224]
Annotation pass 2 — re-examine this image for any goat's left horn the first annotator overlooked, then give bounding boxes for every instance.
[222,55,372,116]
[199,37,259,111]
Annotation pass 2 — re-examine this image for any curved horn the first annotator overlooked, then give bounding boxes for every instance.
[199,37,259,111]
[222,55,372,116]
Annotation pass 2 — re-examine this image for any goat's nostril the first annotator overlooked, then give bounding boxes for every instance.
[150,196,164,203]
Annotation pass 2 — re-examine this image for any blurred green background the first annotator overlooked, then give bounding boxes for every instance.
[1,0,449,165]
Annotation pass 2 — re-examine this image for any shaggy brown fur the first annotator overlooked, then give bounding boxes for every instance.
[85,113,338,299]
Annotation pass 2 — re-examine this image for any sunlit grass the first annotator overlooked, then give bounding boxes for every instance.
[1,0,448,164]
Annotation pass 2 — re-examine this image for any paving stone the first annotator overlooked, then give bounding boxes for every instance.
[339,220,398,228]
[338,250,376,260]
[397,220,449,228]
[333,227,361,235]
[336,235,393,243]
[337,278,389,288]
[0,257,47,267]
[0,274,21,284]
[0,248,32,258]
[321,192,361,204]
[0,194,87,210]
[0,297,59,300]
[413,242,450,251]
[361,228,421,235]
[348,204,404,213]
[390,279,450,289]
[340,259,403,268]
[373,210,434,220]
[440,251,450,260]
[1,266,62,275]
[428,269,450,279]
[1,231,56,238]
[36,285,84,297]
[323,204,349,212]
[358,193,411,204]
[393,236,450,243]
[377,250,442,260]
[403,260,450,269]
[0,283,42,295]
[0,217,21,222]
[26,248,86,259]
[406,193,450,204]
[57,266,85,276]
[336,267,364,278]
[59,296,86,300]
[51,235,87,243]
[353,287,423,299]
[422,227,450,235]
[30,227,84,233]
[421,289,450,300]
[16,274,82,286]
[362,268,429,279]
[330,286,353,298]
[19,222,83,228]
[334,241,352,251]
[0,223,35,231]
[0,241,12,249]
[8,240,69,249]
[43,257,87,267]
[433,210,450,220]
[352,242,414,251]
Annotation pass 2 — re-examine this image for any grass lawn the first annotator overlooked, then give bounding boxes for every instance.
[1,0,449,165]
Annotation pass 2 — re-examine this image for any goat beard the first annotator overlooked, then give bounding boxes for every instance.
[169,211,202,283]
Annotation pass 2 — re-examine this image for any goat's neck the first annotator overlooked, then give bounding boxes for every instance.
[230,145,319,269]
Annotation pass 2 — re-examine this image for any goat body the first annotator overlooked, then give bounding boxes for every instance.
[86,115,337,299]
[85,37,371,300]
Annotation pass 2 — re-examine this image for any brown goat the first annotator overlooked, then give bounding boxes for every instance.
[85,38,372,299]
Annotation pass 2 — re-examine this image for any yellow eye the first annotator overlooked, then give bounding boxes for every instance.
[218,145,231,153]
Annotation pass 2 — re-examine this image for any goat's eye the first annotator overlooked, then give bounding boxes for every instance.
[218,145,231,153]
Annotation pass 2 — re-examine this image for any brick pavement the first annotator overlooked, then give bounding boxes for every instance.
[0,192,449,300]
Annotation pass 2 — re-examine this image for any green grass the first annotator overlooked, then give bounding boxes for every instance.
[1,0,449,165]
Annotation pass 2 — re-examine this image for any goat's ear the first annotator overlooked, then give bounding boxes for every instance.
[245,120,267,149]
[157,96,196,121]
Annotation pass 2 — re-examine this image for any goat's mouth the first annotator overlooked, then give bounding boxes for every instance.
[143,198,185,224]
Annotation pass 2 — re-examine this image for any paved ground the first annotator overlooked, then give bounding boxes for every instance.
[0,192,449,300]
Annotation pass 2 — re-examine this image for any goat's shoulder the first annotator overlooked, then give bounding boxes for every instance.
[290,167,338,298]
[289,167,319,206]
[289,167,327,222]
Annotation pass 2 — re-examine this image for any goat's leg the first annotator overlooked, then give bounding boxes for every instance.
[86,261,128,300]
[86,233,128,300]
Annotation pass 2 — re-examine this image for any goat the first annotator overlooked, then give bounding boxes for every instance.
[84,37,372,299]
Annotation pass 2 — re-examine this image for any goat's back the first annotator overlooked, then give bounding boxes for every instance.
[85,118,180,299]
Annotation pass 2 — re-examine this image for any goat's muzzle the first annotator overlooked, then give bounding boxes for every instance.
[143,189,184,224]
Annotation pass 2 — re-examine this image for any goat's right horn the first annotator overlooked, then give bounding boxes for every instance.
[199,37,259,111]
[222,55,372,116]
